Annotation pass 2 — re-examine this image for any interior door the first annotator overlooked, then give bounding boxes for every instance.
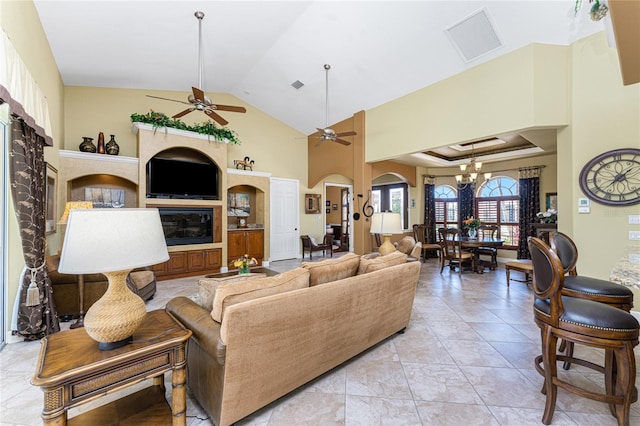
[270,178,299,261]
[341,188,350,251]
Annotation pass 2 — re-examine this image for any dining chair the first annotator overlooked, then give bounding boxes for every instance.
[528,237,639,426]
[438,228,475,275]
[413,224,441,263]
[475,224,500,269]
[549,231,634,370]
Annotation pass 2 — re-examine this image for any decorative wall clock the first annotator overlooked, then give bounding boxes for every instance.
[578,148,640,206]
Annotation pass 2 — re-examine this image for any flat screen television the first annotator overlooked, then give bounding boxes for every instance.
[146,157,219,200]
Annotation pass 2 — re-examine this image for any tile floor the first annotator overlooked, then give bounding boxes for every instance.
[1,255,639,426]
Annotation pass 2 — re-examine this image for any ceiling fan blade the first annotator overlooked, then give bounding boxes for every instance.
[334,138,351,146]
[192,86,207,104]
[146,95,192,105]
[204,109,229,126]
[173,108,195,119]
[212,104,247,113]
[335,131,357,137]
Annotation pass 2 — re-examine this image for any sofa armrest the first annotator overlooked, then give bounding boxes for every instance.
[410,242,422,259]
[166,297,227,366]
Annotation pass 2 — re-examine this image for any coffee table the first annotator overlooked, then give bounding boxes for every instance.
[205,267,280,279]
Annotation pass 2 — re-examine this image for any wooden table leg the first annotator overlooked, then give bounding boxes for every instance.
[171,365,187,425]
[41,387,67,425]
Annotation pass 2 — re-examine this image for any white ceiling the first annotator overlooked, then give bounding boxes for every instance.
[33,1,606,164]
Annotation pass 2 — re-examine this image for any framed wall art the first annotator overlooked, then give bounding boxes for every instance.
[45,163,57,234]
[84,187,125,208]
[228,192,250,216]
[305,194,321,214]
[545,192,557,210]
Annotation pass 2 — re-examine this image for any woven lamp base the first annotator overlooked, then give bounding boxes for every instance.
[378,235,395,256]
[83,269,146,351]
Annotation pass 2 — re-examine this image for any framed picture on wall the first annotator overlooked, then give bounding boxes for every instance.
[326,208,330,214]
[546,192,557,210]
[332,204,338,211]
[45,163,57,235]
[326,200,330,207]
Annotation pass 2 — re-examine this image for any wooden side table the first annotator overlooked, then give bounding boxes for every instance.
[32,309,192,425]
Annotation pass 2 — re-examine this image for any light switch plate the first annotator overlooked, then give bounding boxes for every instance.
[630,215,640,225]
[630,231,640,241]
[578,206,590,213]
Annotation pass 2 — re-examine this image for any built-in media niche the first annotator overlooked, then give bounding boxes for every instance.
[158,207,213,246]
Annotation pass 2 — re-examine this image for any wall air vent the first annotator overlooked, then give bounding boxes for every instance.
[445,7,503,63]
[291,80,304,90]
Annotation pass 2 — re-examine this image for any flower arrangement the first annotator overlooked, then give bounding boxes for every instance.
[131,110,241,145]
[462,216,482,230]
[536,209,558,224]
[232,254,258,274]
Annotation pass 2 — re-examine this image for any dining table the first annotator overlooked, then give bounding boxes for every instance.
[457,237,505,273]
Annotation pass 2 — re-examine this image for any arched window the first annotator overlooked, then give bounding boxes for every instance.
[434,185,458,230]
[476,176,519,248]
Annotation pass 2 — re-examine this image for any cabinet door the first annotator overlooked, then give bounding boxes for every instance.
[227,231,246,260]
[204,248,222,270]
[245,230,264,263]
[187,251,205,271]
[167,251,187,274]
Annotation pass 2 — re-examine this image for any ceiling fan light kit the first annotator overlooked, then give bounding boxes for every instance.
[146,11,246,126]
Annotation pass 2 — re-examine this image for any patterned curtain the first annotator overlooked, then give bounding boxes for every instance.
[423,176,436,244]
[9,117,59,340]
[458,183,475,236]
[517,167,541,259]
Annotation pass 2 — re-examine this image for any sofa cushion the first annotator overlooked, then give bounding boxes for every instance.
[301,252,360,286]
[198,273,267,310]
[358,250,407,274]
[395,236,416,255]
[211,268,309,322]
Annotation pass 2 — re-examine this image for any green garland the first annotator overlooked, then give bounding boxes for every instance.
[131,111,241,145]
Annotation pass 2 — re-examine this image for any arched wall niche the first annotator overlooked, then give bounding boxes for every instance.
[67,174,137,208]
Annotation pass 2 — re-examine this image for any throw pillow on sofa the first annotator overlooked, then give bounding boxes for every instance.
[301,252,360,286]
[198,273,267,310]
[211,268,310,322]
[395,236,416,255]
[358,250,407,275]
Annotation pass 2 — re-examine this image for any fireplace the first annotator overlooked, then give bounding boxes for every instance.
[158,207,213,246]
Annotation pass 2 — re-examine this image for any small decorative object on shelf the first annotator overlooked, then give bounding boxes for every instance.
[105,134,119,155]
[232,254,257,274]
[79,137,96,153]
[536,209,558,224]
[463,216,482,238]
[234,156,255,171]
[97,132,105,154]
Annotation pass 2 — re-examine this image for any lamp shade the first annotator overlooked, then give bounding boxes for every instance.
[370,212,403,235]
[59,208,169,274]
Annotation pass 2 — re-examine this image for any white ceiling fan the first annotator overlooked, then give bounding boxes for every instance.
[146,11,246,126]
[313,64,356,147]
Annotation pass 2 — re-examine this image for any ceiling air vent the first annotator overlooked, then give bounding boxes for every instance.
[291,80,304,90]
[445,7,503,63]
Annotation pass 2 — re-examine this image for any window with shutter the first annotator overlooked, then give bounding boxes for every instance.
[476,177,519,248]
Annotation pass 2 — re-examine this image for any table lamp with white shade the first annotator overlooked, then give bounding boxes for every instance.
[370,212,403,256]
[58,208,169,350]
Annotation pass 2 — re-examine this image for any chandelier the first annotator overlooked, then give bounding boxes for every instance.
[455,144,492,185]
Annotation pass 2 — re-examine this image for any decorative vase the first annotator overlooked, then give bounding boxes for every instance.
[97,132,106,154]
[239,264,250,274]
[106,134,119,155]
[79,137,96,153]
[468,228,477,239]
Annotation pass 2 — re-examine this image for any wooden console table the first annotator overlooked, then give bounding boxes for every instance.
[32,310,192,425]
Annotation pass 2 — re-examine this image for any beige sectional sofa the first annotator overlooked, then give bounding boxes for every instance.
[166,252,421,426]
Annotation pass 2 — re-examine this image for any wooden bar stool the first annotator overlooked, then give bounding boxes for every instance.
[528,237,639,426]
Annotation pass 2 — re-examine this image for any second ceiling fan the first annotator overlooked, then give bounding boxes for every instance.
[146,11,246,126]
[313,64,356,147]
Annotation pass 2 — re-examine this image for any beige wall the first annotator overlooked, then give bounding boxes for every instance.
[564,32,640,280]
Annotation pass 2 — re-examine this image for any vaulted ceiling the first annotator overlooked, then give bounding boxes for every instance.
[33,1,606,166]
